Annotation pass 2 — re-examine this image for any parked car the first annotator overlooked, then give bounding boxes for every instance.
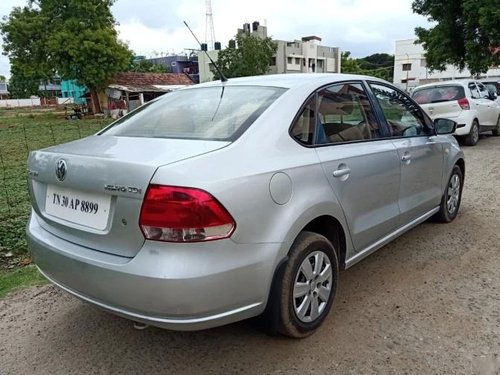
[480,79,500,106]
[412,80,500,145]
[27,74,465,338]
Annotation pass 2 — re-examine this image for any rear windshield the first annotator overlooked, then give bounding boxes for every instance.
[412,85,465,104]
[101,86,287,141]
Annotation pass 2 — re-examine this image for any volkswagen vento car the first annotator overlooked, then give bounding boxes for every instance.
[27,74,465,338]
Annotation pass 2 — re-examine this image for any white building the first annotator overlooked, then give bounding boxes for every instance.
[270,36,340,75]
[198,50,220,83]
[198,22,341,83]
[394,39,500,92]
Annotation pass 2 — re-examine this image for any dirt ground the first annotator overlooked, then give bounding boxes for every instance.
[1,135,499,375]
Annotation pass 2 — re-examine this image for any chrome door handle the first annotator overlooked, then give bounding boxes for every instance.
[333,167,351,178]
[401,154,411,162]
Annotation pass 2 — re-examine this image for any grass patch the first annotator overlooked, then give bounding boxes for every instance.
[0,107,113,270]
[0,264,48,298]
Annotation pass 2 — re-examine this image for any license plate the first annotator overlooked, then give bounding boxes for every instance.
[45,185,111,230]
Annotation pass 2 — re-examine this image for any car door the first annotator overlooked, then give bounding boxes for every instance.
[368,82,444,225]
[476,82,498,126]
[309,82,402,252]
[468,82,492,125]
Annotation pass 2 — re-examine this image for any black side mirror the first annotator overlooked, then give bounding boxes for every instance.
[435,118,457,135]
[489,91,498,101]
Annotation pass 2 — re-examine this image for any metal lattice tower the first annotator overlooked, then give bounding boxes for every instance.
[205,0,216,50]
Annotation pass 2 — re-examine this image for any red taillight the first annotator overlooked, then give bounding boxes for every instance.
[139,185,235,242]
[458,97,470,110]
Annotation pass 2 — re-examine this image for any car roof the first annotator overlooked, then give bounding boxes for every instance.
[194,73,388,90]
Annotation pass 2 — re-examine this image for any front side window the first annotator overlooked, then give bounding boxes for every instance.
[484,82,499,95]
[102,86,286,141]
[370,83,430,137]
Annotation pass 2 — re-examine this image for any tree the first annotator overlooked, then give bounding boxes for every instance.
[358,53,394,81]
[0,5,53,98]
[129,59,169,73]
[412,0,500,75]
[341,51,363,74]
[6,67,40,98]
[341,52,394,82]
[213,33,277,79]
[1,0,133,111]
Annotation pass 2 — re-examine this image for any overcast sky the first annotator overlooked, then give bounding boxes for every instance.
[0,0,429,79]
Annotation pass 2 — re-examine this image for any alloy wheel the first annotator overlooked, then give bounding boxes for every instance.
[472,123,479,144]
[293,251,333,323]
[447,173,461,215]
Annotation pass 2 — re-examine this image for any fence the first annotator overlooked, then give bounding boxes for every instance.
[0,109,111,258]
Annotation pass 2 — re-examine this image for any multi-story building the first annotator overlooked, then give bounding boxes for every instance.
[394,38,500,92]
[39,77,61,97]
[270,36,340,74]
[147,54,200,83]
[198,22,341,83]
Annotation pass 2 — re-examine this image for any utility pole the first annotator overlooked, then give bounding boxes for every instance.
[205,0,216,51]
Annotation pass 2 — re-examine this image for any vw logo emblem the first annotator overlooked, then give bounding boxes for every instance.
[55,159,67,182]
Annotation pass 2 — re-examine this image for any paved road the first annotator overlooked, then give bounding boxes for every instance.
[1,135,499,374]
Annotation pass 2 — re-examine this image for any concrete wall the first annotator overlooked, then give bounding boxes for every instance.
[0,98,41,107]
[0,97,75,107]
[57,97,75,105]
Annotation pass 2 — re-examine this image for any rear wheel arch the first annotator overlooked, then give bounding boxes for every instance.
[465,119,480,146]
[261,215,347,336]
[301,215,347,270]
[455,158,465,180]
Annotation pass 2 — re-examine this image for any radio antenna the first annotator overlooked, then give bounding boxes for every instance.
[183,21,227,82]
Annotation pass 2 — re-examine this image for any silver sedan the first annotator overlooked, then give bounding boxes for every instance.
[27,74,465,338]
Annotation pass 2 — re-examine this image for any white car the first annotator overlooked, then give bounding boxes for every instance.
[412,80,500,145]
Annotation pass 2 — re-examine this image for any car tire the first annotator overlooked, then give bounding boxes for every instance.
[433,165,463,223]
[277,231,338,338]
[492,116,500,136]
[464,120,480,146]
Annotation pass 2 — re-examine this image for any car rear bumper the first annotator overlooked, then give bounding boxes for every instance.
[425,110,475,136]
[27,211,283,330]
[451,112,475,136]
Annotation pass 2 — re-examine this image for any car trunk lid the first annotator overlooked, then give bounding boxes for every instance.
[27,135,229,258]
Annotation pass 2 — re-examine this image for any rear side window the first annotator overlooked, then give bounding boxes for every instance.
[102,86,286,141]
[290,82,380,146]
[412,85,465,104]
[468,83,481,99]
[316,83,379,143]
